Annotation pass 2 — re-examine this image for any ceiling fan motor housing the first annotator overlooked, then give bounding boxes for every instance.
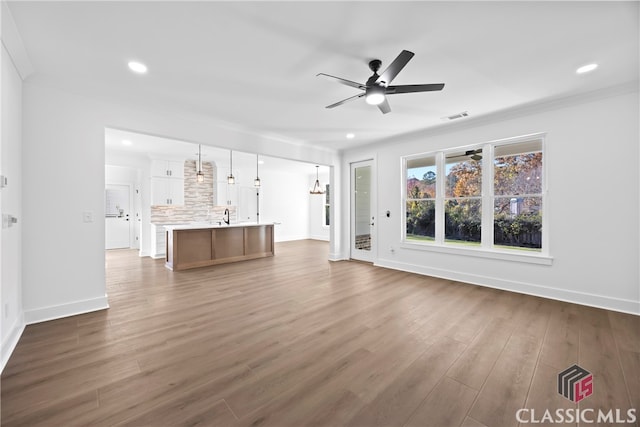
[367,60,385,87]
[368,59,382,73]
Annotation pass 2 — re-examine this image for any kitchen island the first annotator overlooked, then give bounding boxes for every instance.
[164,223,274,271]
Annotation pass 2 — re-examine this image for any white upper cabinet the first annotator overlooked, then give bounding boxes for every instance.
[151,160,184,179]
[216,181,238,206]
[150,159,185,206]
[150,177,185,206]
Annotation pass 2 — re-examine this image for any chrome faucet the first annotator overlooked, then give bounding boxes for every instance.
[223,208,230,225]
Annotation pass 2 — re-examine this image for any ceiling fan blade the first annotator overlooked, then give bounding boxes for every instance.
[376,50,414,85]
[377,97,391,114]
[316,73,366,90]
[447,149,483,160]
[325,93,365,109]
[385,83,445,94]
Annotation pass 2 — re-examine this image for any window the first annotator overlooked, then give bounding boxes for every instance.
[406,156,436,241]
[445,150,482,245]
[493,140,543,251]
[323,184,330,227]
[403,135,545,256]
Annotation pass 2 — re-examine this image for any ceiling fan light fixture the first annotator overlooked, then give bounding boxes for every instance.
[365,84,386,105]
[318,50,444,114]
[365,92,385,106]
[365,93,385,105]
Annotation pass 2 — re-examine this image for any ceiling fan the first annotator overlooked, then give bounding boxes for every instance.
[316,49,445,114]
[448,149,483,161]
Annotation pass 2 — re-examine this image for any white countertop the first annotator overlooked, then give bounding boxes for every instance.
[163,222,273,231]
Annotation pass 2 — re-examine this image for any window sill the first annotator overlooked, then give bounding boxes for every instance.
[399,241,553,265]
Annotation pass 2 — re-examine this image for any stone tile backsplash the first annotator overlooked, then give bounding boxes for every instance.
[151,160,237,224]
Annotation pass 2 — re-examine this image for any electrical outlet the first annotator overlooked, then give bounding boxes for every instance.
[4,303,8,319]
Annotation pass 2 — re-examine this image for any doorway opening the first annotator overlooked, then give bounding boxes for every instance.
[350,160,375,262]
[105,165,142,251]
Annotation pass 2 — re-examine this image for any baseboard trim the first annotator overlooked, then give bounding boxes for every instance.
[375,259,639,315]
[1,314,25,373]
[24,295,110,325]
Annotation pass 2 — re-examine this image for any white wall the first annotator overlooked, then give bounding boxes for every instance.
[249,167,311,242]
[341,87,640,314]
[1,43,24,370]
[21,83,338,326]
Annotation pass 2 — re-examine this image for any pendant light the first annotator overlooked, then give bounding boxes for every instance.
[254,154,261,188]
[196,144,205,183]
[227,150,235,184]
[310,165,325,195]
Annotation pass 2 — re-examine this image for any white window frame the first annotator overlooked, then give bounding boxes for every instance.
[405,154,437,241]
[401,133,552,265]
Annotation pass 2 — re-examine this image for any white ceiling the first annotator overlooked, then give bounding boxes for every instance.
[7,1,639,152]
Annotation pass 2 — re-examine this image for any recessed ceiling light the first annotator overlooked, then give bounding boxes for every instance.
[576,63,598,74]
[346,133,355,139]
[121,139,132,146]
[258,160,265,165]
[128,61,148,74]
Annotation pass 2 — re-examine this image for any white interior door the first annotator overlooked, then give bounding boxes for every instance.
[105,184,131,249]
[351,160,375,262]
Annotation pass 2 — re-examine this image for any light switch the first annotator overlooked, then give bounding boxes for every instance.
[82,211,94,223]
[2,214,17,228]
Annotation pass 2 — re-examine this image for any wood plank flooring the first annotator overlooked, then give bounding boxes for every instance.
[1,240,638,426]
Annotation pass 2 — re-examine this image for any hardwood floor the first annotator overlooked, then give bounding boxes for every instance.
[2,240,638,426]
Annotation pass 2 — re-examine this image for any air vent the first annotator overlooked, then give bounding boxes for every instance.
[442,111,469,121]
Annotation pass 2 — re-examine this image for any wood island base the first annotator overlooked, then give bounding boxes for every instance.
[165,224,274,271]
